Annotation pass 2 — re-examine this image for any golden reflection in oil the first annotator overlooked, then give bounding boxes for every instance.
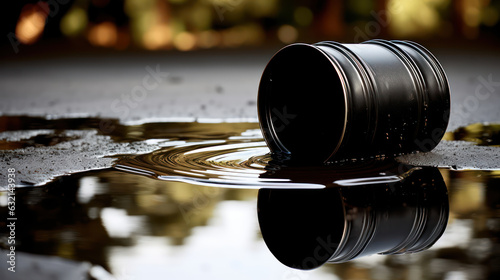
[440,168,489,224]
[317,168,499,280]
[447,123,500,146]
[15,4,48,45]
[448,171,485,218]
[57,242,76,260]
[88,22,118,47]
[336,265,371,280]
[97,171,258,245]
[439,168,451,190]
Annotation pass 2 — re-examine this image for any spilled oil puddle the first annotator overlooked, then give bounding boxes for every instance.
[0,115,260,142]
[2,116,500,188]
[115,121,500,188]
[115,139,279,188]
[116,142,423,189]
[1,160,499,279]
[446,122,500,146]
[0,116,261,187]
[1,116,500,279]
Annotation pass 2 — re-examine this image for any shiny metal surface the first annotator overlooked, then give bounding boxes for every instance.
[258,40,450,163]
[257,164,449,269]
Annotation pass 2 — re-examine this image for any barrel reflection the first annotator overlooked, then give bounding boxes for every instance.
[257,162,449,270]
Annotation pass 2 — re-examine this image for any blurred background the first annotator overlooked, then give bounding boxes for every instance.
[2,0,500,55]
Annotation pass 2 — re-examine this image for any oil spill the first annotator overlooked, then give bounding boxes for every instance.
[0,116,260,187]
[0,116,259,142]
[1,116,500,279]
[446,122,500,146]
[1,116,500,188]
[1,161,499,279]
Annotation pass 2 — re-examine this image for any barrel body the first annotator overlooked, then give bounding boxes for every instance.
[258,40,450,162]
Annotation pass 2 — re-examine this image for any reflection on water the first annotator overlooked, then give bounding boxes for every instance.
[115,136,277,188]
[0,116,260,143]
[0,118,500,279]
[0,170,263,279]
[446,123,500,146]
[258,164,449,269]
[1,166,499,279]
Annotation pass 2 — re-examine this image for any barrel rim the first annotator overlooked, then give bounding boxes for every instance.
[257,43,349,163]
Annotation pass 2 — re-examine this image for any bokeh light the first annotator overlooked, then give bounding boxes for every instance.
[294,6,314,26]
[60,7,88,37]
[387,0,444,38]
[277,25,298,44]
[173,31,196,51]
[482,5,500,26]
[88,22,118,47]
[15,3,48,45]
[6,0,500,50]
[143,24,172,50]
[197,30,221,48]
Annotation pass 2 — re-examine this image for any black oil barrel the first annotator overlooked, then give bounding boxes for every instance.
[258,39,450,162]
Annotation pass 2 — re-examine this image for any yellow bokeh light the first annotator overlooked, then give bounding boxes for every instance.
[87,22,118,47]
[187,4,213,30]
[482,6,500,26]
[294,6,313,26]
[143,24,172,50]
[125,0,156,17]
[221,28,245,47]
[239,24,266,46]
[247,0,278,17]
[387,0,444,37]
[173,32,196,51]
[277,25,298,44]
[15,4,47,45]
[197,30,221,48]
[60,7,88,37]
[461,0,485,38]
[464,3,481,27]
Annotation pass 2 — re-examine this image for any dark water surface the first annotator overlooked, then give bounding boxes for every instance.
[1,117,499,280]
